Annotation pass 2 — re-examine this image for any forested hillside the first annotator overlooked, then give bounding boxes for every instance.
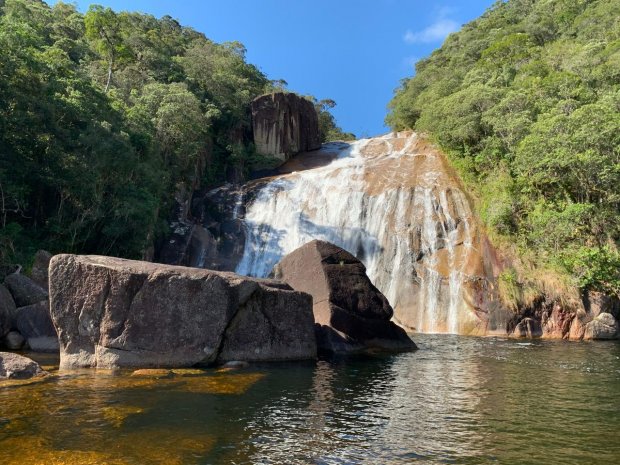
[0,0,349,265]
[388,0,620,298]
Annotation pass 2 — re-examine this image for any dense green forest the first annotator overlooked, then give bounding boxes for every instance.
[0,0,350,265]
[388,0,620,298]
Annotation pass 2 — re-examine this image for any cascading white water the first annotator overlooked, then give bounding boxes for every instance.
[235,132,477,334]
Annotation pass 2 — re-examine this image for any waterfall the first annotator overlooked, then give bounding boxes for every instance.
[235,132,478,334]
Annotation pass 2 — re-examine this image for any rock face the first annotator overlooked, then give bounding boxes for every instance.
[4,273,48,307]
[272,240,416,353]
[0,352,47,379]
[49,255,316,369]
[251,92,321,162]
[234,132,512,336]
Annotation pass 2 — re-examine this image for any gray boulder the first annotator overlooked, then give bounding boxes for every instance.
[11,300,56,339]
[272,240,417,353]
[583,313,619,340]
[10,300,58,352]
[4,273,48,307]
[49,254,316,369]
[0,352,47,379]
[0,284,16,338]
[30,249,53,289]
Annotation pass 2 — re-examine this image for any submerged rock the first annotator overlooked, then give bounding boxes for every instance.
[0,352,47,379]
[251,92,321,162]
[272,240,417,353]
[131,369,175,378]
[49,254,316,369]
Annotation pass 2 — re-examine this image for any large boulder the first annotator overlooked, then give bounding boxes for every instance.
[4,273,48,307]
[49,255,316,369]
[0,352,47,379]
[583,312,619,340]
[251,92,321,162]
[272,240,417,353]
[10,300,58,352]
[0,284,16,338]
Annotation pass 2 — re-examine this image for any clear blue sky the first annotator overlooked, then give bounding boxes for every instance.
[52,0,495,137]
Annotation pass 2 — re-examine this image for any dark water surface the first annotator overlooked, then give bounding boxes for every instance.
[1,335,619,464]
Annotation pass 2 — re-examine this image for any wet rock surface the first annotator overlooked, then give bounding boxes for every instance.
[273,240,416,353]
[49,254,316,368]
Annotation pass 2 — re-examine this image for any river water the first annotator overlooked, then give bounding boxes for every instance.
[1,335,619,464]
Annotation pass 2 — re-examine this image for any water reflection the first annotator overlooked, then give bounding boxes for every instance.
[1,336,619,464]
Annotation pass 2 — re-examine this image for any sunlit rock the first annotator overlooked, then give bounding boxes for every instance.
[273,240,416,353]
[235,132,509,335]
[0,352,48,379]
[49,255,316,369]
[584,313,619,340]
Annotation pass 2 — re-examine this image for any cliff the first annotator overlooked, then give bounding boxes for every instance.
[251,92,321,162]
[187,132,618,340]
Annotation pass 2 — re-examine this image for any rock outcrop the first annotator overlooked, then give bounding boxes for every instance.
[251,92,321,162]
[0,352,47,379]
[49,254,316,369]
[272,240,416,353]
[507,290,620,341]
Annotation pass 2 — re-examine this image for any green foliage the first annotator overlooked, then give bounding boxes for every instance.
[310,98,356,142]
[562,246,620,298]
[388,0,620,294]
[0,0,349,264]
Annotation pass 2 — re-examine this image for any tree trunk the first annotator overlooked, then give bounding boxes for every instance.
[104,61,112,93]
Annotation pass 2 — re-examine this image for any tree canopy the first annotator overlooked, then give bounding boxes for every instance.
[0,0,348,265]
[388,0,620,296]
